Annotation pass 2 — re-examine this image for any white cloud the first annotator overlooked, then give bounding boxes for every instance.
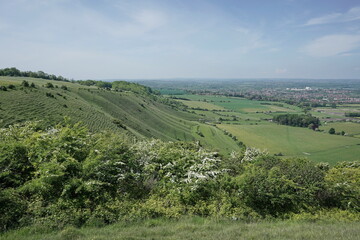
[275,68,287,74]
[234,26,266,53]
[305,6,360,26]
[303,34,360,57]
[268,47,280,52]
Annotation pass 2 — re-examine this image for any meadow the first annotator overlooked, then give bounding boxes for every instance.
[218,124,360,164]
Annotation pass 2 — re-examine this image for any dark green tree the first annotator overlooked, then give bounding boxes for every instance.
[329,128,335,134]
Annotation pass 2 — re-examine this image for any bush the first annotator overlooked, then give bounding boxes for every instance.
[7,84,16,89]
[328,128,335,134]
[21,80,29,87]
[0,121,359,232]
[45,82,54,88]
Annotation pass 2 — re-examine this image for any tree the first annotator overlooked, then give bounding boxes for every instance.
[329,128,335,134]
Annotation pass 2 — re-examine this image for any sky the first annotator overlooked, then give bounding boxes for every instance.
[0,0,360,80]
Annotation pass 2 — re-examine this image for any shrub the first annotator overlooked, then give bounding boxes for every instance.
[7,84,16,89]
[45,82,54,88]
[21,80,29,87]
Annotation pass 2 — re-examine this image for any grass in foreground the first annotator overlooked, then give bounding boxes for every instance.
[2,218,360,240]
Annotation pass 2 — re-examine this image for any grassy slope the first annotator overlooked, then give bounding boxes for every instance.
[0,77,242,154]
[2,218,360,240]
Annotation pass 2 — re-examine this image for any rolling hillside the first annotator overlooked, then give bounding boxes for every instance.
[0,76,242,154]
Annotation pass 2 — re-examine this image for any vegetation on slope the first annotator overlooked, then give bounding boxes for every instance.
[0,76,242,154]
[1,121,359,232]
[0,67,69,82]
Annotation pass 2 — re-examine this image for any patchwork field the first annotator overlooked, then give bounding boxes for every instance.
[170,94,360,164]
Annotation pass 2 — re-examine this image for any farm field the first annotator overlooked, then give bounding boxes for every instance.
[320,122,360,136]
[218,124,360,164]
[170,94,360,164]
[177,99,226,110]
[174,94,302,113]
[2,218,360,240]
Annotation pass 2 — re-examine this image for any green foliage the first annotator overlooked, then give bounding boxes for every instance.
[0,67,69,82]
[328,127,336,134]
[60,85,68,90]
[345,112,360,117]
[21,80,29,87]
[45,82,54,88]
[273,114,320,128]
[237,157,326,216]
[0,121,359,232]
[7,84,16,89]
[324,162,360,210]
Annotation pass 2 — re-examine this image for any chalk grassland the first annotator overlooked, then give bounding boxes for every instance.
[218,124,360,164]
[0,77,242,154]
[192,124,241,153]
[2,218,360,240]
[0,77,194,141]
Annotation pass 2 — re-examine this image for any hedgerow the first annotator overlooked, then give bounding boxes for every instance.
[0,120,359,231]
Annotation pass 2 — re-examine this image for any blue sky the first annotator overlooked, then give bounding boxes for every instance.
[0,0,360,79]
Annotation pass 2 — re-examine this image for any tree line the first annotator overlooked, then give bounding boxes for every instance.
[345,112,360,117]
[77,80,158,95]
[0,67,69,82]
[273,114,320,129]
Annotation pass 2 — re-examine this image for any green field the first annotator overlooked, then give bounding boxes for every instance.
[170,94,360,164]
[2,218,360,240]
[175,95,302,113]
[320,122,360,135]
[218,124,360,164]
[178,99,226,110]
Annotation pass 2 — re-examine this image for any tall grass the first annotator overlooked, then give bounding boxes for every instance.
[2,217,359,240]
